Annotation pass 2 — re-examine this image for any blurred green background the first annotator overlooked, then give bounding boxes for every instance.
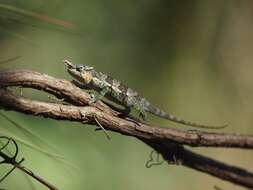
[0,0,253,189]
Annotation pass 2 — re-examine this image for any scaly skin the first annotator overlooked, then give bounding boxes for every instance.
[63,60,226,129]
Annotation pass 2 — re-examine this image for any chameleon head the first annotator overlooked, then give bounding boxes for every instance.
[63,60,94,84]
[76,65,94,84]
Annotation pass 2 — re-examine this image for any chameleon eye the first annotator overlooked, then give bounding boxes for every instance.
[76,65,84,71]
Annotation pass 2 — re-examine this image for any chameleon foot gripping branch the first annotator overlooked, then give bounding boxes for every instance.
[63,60,227,129]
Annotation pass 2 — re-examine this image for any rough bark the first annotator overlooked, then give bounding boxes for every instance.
[0,70,253,188]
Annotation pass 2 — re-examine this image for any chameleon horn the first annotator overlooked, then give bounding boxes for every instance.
[63,60,75,69]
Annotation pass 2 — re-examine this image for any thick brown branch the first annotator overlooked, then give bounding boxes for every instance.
[1,90,253,188]
[0,70,253,188]
[0,70,252,149]
[144,140,253,188]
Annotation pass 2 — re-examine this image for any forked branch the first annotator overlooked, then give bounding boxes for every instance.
[0,70,253,188]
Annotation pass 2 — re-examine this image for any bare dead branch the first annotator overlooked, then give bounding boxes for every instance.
[144,140,253,188]
[0,70,253,188]
[0,70,252,149]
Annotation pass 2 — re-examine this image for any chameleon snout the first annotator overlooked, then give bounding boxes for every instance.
[63,59,76,69]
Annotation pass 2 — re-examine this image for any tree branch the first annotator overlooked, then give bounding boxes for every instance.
[0,70,253,188]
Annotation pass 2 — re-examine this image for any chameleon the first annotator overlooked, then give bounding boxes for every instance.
[63,59,226,129]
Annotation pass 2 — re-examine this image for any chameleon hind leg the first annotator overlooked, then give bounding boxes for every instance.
[139,108,147,120]
[132,98,148,120]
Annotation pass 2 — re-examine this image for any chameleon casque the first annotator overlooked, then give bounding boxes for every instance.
[63,60,225,129]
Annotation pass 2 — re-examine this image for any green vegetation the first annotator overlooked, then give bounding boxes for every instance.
[0,1,252,189]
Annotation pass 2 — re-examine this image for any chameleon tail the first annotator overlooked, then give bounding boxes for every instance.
[145,104,227,129]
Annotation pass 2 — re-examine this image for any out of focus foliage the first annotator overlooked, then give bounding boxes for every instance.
[0,1,252,189]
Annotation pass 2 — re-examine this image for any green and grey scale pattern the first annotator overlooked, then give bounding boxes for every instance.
[63,60,226,129]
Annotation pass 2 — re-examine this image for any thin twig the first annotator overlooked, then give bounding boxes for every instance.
[94,116,111,140]
[0,137,58,190]
[16,164,58,190]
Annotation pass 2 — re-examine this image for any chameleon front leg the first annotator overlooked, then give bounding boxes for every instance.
[123,106,131,115]
[72,80,107,104]
[139,109,147,120]
[89,87,110,104]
